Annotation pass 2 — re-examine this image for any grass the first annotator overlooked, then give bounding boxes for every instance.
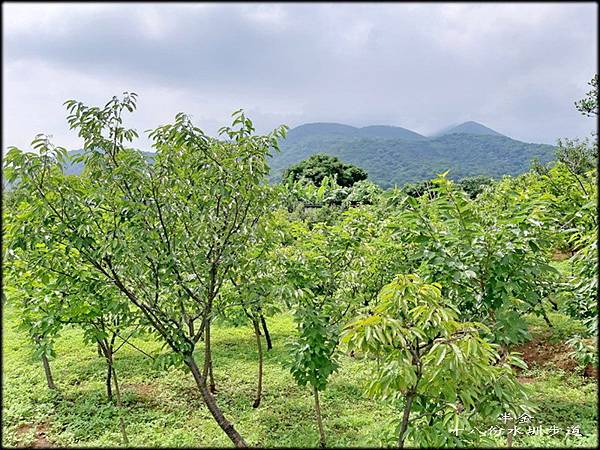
[2,304,597,448]
[525,311,589,344]
[510,368,597,447]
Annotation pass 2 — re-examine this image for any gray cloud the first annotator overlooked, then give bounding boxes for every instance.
[3,2,597,152]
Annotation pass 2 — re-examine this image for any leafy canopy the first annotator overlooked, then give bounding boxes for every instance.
[283,153,368,188]
[342,274,531,447]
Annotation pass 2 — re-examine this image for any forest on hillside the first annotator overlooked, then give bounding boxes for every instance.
[1,76,597,448]
[269,129,556,188]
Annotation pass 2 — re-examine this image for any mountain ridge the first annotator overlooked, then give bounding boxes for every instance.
[15,120,554,190]
[287,120,505,140]
[271,122,555,188]
[286,122,427,141]
[432,121,504,137]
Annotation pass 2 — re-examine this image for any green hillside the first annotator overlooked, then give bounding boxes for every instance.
[270,131,555,188]
[50,123,555,190]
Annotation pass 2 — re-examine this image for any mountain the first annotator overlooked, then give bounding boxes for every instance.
[357,125,426,140]
[16,121,554,191]
[286,123,358,140]
[270,122,555,188]
[286,122,426,142]
[432,121,504,137]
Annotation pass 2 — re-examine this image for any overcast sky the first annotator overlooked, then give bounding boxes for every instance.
[3,2,598,152]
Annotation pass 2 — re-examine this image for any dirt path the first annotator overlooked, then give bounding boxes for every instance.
[513,338,597,379]
[15,423,52,448]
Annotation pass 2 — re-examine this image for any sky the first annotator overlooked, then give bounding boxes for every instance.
[3,2,598,152]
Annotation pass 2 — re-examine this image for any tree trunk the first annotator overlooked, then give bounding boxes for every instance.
[506,418,513,448]
[99,340,113,401]
[34,336,56,390]
[185,355,247,447]
[41,353,57,390]
[541,307,553,328]
[313,385,326,448]
[203,317,217,394]
[106,359,113,401]
[398,391,416,448]
[111,365,129,445]
[260,314,272,351]
[208,358,216,394]
[252,320,263,408]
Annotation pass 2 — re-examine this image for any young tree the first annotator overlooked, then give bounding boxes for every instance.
[3,94,287,447]
[3,172,158,445]
[280,208,375,447]
[3,161,69,393]
[342,274,531,448]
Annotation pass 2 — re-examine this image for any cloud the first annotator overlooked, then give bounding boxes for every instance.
[3,2,597,152]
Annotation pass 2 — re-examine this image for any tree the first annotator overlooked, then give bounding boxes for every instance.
[342,274,530,448]
[280,208,375,447]
[564,227,598,335]
[3,188,147,444]
[389,174,560,345]
[3,94,287,447]
[283,154,368,188]
[574,74,598,118]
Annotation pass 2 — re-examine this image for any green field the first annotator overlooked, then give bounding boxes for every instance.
[2,304,597,448]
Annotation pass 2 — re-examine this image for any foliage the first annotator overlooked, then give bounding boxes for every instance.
[342,274,531,447]
[388,174,559,345]
[288,307,340,391]
[403,175,494,199]
[456,175,495,199]
[221,210,287,327]
[282,153,368,188]
[3,93,288,447]
[566,335,598,372]
[574,74,598,118]
[344,179,383,206]
[402,180,435,198]
[494,162,596,253]
[284,175,384,210]
[555,138,597,175]
[563,230,598,334]
[284,174,346,206]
